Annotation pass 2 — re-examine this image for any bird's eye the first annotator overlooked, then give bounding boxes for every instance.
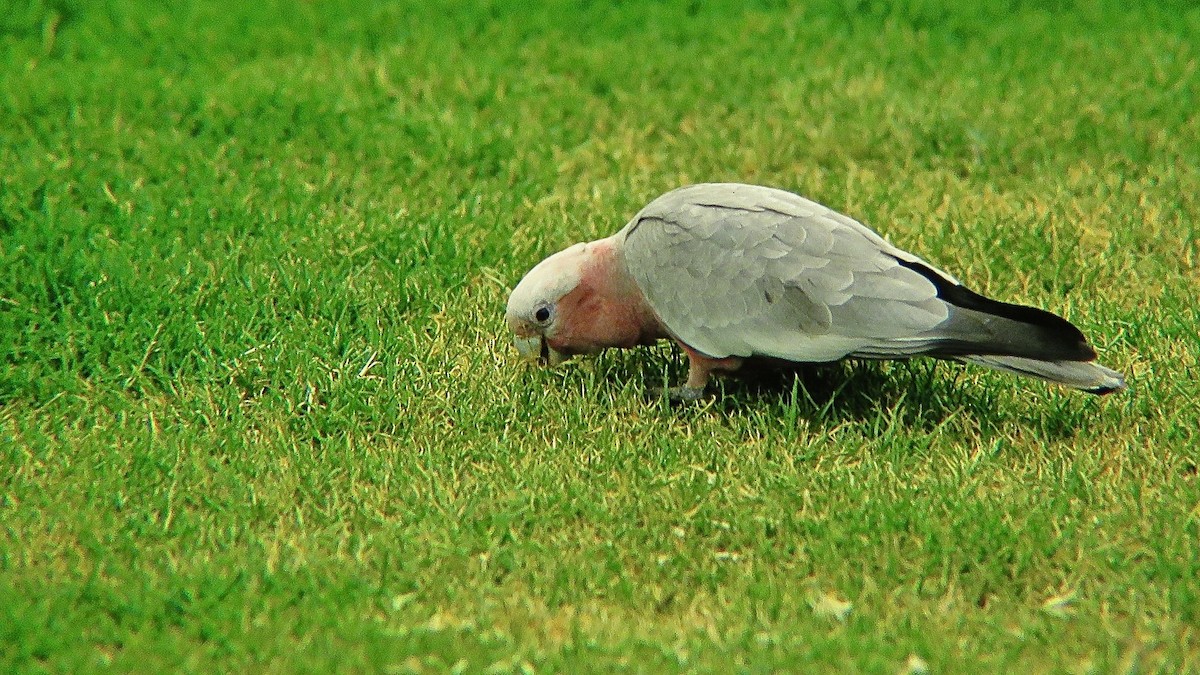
[534,306,551,323]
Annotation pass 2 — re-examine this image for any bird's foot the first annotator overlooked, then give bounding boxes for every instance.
[647,384,708,403]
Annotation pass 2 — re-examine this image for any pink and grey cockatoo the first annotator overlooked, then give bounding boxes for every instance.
[506,183,1125,401]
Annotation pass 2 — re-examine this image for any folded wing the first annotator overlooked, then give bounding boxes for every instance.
[619,183,957,362]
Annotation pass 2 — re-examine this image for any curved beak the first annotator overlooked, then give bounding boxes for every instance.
[513,335,570,367]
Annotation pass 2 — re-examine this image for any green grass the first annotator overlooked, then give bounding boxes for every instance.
[2,0,1198,671]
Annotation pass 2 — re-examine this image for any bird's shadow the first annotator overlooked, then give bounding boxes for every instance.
[603,346,1055,438]
[580,342,1104,442]
[716,358,983,430]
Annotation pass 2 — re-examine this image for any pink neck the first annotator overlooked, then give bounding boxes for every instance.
[551,238,667,353]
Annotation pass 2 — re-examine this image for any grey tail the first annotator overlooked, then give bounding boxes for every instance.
[893,258,1127,394]
[957,355,1126,394]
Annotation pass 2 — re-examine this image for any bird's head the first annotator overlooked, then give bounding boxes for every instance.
[505,242,592,366]
[506,235,659,367]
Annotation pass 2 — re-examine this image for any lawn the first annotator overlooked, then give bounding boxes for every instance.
[2,0,1198,671]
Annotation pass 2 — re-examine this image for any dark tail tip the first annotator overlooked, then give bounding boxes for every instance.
[1083,378,1128,395]
[894,257,1096,362]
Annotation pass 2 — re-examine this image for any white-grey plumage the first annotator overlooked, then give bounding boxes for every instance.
[506,183,1126,400]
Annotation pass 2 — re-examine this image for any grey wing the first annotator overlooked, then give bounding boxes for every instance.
[619,183,958,362]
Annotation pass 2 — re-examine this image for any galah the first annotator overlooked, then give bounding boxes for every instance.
[505,183,1125,401]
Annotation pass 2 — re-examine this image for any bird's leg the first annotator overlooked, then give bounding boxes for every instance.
[652,344,744,402]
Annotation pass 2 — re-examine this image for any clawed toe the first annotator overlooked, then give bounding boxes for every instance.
[647,384,708,403]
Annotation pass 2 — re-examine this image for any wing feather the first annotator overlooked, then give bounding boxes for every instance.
[620,183,955,361]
